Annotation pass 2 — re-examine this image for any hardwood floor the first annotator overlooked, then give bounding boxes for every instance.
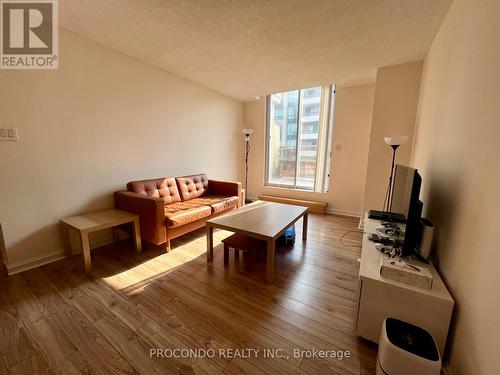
[0,214,377,375]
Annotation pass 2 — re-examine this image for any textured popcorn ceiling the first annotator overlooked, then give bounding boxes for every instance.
[59,0,453,102]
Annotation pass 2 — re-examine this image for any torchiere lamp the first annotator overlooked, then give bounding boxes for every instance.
[242,128,253,204]
[384,136,409,212]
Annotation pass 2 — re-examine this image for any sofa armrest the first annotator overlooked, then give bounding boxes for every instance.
[209,180,242,206]
[114,191,166,245]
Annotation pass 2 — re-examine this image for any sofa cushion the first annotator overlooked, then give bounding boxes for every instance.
[164,203,212,228]
[176,174,209,201]
[127,177,181,204]
[188,195,239,214]
[210,196,239,213]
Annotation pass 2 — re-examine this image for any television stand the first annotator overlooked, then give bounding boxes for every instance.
[356,214,454,356]
[368,209,406,223]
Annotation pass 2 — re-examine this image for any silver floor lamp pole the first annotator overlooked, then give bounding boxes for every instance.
[242,129,253,204]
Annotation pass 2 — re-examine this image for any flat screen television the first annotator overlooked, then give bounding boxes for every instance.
[391,164,422,256]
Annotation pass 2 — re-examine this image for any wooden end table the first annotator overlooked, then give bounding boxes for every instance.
[60,209,142,274]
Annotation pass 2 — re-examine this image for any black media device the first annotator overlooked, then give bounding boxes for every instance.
[367,233,395,245]
[367,210,406,223]
[369,164,423,257]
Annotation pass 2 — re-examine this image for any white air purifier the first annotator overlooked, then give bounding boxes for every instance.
[377,318,441,375]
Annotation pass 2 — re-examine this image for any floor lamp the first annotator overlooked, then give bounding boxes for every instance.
[384,136,409,212]
[242,128,253,204]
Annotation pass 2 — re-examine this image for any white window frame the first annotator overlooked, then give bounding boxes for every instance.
[264,85,335,192]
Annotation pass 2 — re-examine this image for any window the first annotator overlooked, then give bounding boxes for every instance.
[265,85,335,192]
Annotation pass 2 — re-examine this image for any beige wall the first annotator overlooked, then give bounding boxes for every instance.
[244,84,375,216]
[411,0,500,373]
[362,61,423,212]
[0,29,243,272]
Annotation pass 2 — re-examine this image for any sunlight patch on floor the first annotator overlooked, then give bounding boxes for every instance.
[102,229,233,291]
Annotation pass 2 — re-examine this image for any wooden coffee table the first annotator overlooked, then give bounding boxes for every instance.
[206,201,308,282]
[60,209,141,274]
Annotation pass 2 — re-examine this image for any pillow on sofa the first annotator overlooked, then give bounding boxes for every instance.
[176,174,209,201]
[127,177,181,205]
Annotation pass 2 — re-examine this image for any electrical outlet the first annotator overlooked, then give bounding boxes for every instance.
[0,128,19,141]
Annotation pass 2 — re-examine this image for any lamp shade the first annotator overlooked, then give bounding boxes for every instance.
[242,128,253,141]
[242,128,254,136]
[384,136,409,146]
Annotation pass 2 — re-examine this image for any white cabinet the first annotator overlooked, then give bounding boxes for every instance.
[355,216,454,356]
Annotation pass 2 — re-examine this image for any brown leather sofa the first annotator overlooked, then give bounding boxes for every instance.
[114,174,242,252]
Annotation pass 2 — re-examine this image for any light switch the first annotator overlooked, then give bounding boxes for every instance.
[0,127,19,141]
[7,128,18,141]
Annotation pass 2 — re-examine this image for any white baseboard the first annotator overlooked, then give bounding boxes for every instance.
[6,238,115,275]
[325,208,361,218]
[7,250,68,275]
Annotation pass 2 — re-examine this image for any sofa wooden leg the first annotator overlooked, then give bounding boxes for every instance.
[163,241,171,253]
